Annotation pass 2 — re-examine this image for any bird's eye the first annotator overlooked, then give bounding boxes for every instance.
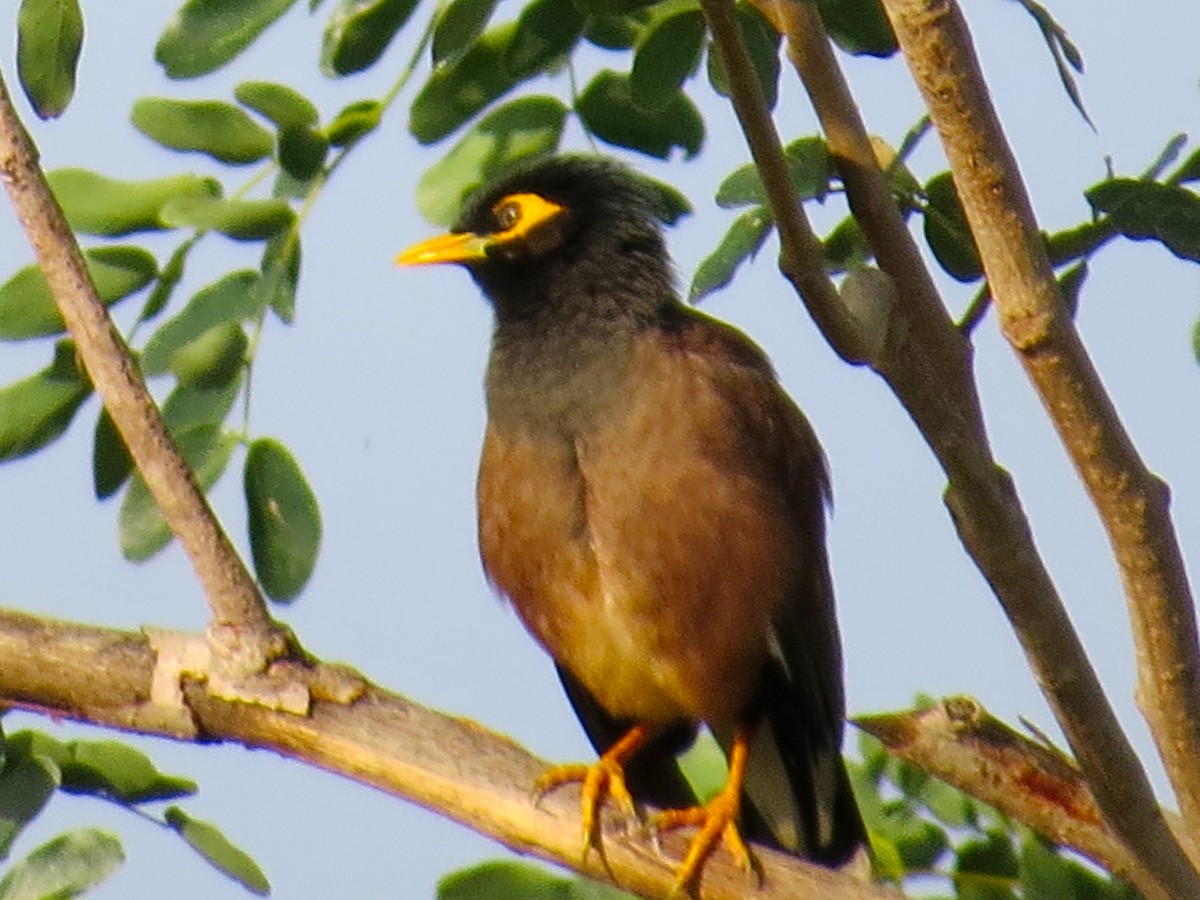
[494,200,521,230]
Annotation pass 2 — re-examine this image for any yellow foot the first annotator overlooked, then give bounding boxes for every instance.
[533,725,648,860]
[652,724,760,897]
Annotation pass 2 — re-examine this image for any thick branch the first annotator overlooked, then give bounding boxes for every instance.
[0,608,899,900]
[879,0,1200,884]
[0,68,283,675]
[701,4,1192,896]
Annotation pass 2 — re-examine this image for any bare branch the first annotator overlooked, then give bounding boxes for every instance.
[0,68,286,678]
[0,607,901,900]
[857,698,1192,899]
[700,3,1192,894]
[878,0,1200,885]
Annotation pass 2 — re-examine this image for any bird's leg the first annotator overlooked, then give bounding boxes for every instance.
[651,724,758,897]
[533,723,649,859]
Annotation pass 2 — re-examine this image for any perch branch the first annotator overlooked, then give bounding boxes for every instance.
[0,607,900,900]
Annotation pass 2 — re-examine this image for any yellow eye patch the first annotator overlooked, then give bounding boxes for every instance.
[489,193,566,242]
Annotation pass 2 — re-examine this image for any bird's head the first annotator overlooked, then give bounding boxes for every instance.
[397,156,678,324]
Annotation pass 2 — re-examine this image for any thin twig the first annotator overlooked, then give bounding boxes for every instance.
[879,0,1200,890]
[0,68,285,677]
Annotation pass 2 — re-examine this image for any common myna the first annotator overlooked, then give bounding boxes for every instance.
[398,155,865,893]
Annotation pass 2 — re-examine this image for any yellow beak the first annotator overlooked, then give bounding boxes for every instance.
[395,230,489,267]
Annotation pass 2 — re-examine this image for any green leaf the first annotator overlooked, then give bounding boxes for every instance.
[577,70,703,159]
[141,270,265,376]
[140,237,197,324]
[1170,145,1200,186]
[824,215,871,273]
[409,23,519,144]
[321,0,420,76]
[245,438,322,602]
[92,408,132,500]
[1010,0,1091,128]
[164,807,270,896]
[0,753,60,858]
[0,829,123,900]
[923,171,982,282]
[438,860,571,899]
[0,246,158,340]
[716,137,832,208]
[705,5,780,110]
[816,0,897,57]
[48,169,221,236]
[689,206,773,302]
[119,424,239,561]
[234,80,318,128]
[416,96,567,226]
[432,0,499,66]
[131,98,274,164]
[630,9,705,111]
[60,740,197,804]
[501,0,585,75]
[1086,178,1200,262]
[16,0,83,119]
[170,321,247,388]
[259,231,301,323]
[955,830,1019,900]
[161,376,244,436]
[326,99,381,147]
[277,125,329,181]
[155,0,298,78]
[159,195,295,240]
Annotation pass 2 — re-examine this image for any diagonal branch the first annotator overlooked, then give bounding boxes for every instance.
[701,1,1199,896]
[0,607,901,900]
[0,67,287,679]
[878,0,1200,882]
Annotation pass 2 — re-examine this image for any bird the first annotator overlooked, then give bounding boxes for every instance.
[397,155,865,894]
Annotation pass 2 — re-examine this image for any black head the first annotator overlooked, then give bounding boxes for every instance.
[398,156,678,326]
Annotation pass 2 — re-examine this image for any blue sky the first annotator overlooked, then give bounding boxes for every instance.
[0,2,1198,897]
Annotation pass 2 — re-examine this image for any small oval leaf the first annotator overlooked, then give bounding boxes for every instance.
[321,0,420,76]
[48,169,222,237]
[0,753,60,859]
[245,438,322,602]
[234,80,318,128]
[432,0,498,66]
[1086,178,1200,263]
[325,99,381,147]
[923,171,982,282]
[0,828,123,900]
[156,0,298,79]
[0,246,157,341]
[92,408,132,500]
[0,348,90,460]
[164,807,270,896]
[576,70,703,159]
[16,0,83,119]
[630,9,705,112]
[141,270,264,376]
[61,740,198,804]
[689,206,773,302]
[131,98,274,164]
[159,195,295,240]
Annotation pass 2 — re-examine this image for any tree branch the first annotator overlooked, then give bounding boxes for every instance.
[0,607,900,900]
[878,0,1200,886]
[0,67,288,681]
[699,4,1193,896]
[857,698,1194,899]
